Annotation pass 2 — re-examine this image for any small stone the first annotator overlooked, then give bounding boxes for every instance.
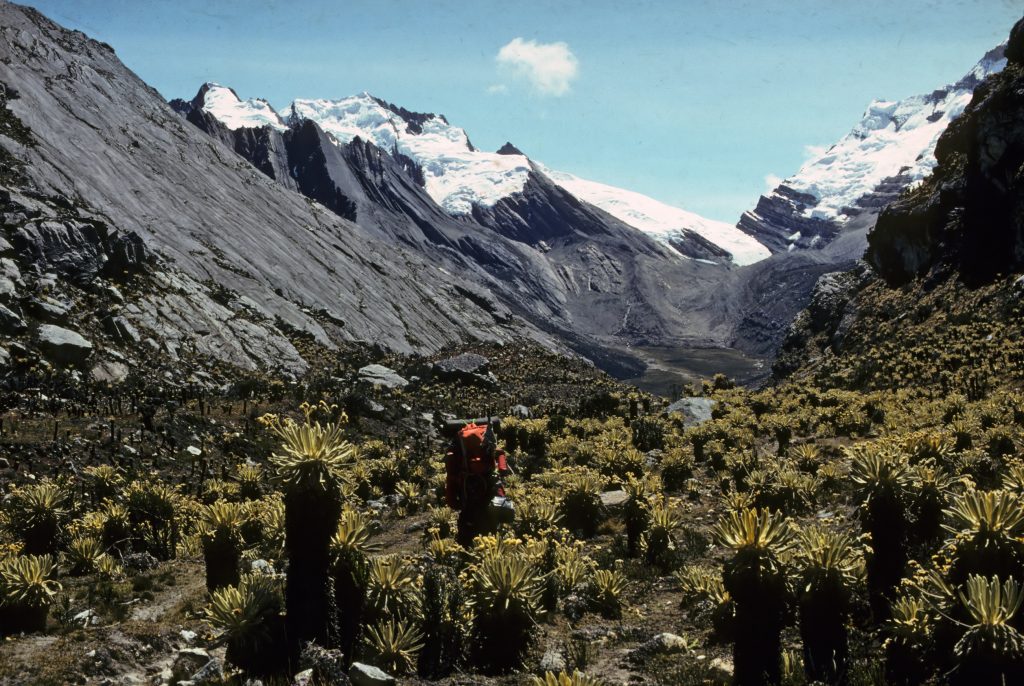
[190,658,224,685]
[511,404,532,418]
[73,609,97,626]
[539,648,566,673]
[179,629,197,644]
[102,315,141,344]
[348,662,395,686]
[250,559,273,574]
[599,490,628,508]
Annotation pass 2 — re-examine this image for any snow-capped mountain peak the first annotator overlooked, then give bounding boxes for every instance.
[196,83,286,132]
[738,44,1007,252]
[793,51,1004,221]
[285,94,532,216]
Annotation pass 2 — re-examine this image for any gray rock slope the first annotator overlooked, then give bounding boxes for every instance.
[0,2,551,374]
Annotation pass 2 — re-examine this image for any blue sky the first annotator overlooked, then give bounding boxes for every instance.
[23,0,1022,223]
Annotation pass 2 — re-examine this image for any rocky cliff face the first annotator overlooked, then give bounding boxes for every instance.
[868,19,1024,286]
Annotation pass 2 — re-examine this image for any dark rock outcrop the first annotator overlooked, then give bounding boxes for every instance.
[496,142,523,156]
[736,185,843,254]
[868,18,1024,286]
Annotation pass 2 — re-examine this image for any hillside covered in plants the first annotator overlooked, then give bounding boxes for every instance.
[3,10,1024,686]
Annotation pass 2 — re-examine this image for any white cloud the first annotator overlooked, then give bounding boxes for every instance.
[764,173,783,191]
[486,83,508,95]
[495,37,578,96]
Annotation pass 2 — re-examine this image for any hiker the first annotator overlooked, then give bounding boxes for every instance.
[444,418,509,546]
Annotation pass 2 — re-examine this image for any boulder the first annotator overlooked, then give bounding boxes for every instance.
[434,352,489,375]
[91,360,130,383]
[13,220,107,284]
[431,353,497,387]
[808,271,857,331]
[0,258,22,299]
[1007,16,1024,65]
[0,304,26,334]
[348,662,395,686]
[357,364,408,390]
[36,324,93,364]
[664,397,715,427]
[104,230,152,276]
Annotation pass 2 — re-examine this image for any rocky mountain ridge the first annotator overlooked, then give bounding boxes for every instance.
[191,83,768,266]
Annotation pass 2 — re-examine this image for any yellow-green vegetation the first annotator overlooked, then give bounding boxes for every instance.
[3,284,1024,686]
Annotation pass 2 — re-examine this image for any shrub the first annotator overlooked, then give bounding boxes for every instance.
[0,554,61,635]
[588,567,627,619]
[953,575,1024,685]
[640,497,683,570]
[714,508,793,686]
[944,489,1024,586]
[205,573,288,676]
[364,555,420,624]
[262,403,355,658]
[468,555,545,672]
[124,480,181,560]
[63,536,106,577]
[849,444,911,617]
[792,527,863,683]
[558,470,604,538]
[4,482,69,555]
[362,618,424,675]
[418,563,466,678]
[198,501,246,591]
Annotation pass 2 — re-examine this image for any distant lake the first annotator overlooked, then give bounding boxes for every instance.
[620,346,769,397]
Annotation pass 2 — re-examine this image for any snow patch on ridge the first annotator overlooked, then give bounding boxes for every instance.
[199,83,286,132]
[541,166,771,266]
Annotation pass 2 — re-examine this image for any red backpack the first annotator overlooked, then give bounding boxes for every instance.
[445,422,506,509]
